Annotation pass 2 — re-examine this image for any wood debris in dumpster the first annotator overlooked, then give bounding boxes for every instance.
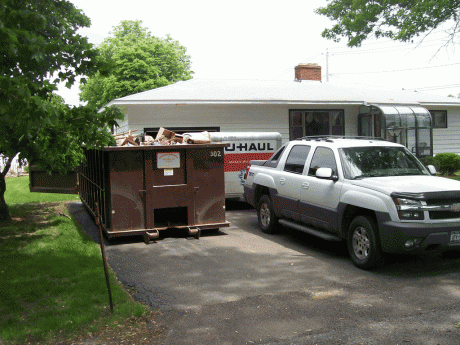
[114,130,140,146]
[114,127,212,146]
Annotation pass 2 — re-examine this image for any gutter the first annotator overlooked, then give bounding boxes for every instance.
[107,100,366,106]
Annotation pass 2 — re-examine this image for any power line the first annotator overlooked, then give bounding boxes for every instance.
[273,31,457,80]
[408,84,460,91]
[330,41,442,56]
[332,63,460,75]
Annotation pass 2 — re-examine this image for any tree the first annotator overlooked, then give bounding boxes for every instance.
[0,0,123,222]
[315,0,460,47]
[80,20,194,109]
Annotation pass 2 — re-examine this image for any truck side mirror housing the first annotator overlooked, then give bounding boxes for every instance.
[316,167,338,181]
[426,165,437,175]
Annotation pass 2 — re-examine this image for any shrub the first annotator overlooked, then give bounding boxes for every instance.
[434,152,460,175]
[419,155,437,168]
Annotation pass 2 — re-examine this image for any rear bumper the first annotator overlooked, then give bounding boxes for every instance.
[243,186,256,207]
[377,212,460,253]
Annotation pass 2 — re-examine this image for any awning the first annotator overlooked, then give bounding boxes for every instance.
[369,104,431,129]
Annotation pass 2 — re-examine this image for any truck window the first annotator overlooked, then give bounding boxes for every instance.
[284,145,311,174]
[308,147,337,176]
[264,145,286,168]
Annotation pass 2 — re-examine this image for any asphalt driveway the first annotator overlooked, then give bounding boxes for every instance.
[68,201,460,345]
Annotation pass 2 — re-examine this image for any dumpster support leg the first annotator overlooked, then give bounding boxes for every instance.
[143,230,160,244]
[187,227,201,239]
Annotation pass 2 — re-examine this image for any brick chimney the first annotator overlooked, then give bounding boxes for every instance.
[295,63,322,81]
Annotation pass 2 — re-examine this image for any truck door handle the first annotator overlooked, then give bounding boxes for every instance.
[279,178,286,185]
[302,182,309,189]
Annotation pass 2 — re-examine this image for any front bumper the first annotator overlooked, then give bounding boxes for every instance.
[377,212,460,253]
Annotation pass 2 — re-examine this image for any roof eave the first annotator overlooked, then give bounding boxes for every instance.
[109,100,366,106]
[419,102,460,107]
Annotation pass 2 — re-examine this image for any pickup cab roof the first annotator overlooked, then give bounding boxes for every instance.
[293,136,403,149]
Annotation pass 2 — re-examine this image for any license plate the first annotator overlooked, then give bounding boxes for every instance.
[450,231,460,243]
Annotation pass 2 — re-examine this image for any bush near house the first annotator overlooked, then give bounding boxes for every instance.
[434,153,460,176]
[420,155,438,169]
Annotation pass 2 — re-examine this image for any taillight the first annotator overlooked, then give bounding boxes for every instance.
[244,165,251,179]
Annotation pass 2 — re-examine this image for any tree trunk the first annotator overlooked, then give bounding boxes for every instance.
[0,156,13,223]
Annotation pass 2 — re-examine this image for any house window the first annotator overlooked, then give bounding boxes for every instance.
[429,110,447,128]
[289,110,344,140]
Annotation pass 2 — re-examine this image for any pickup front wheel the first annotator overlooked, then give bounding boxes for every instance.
[347,216,383,270]
[257,195,278,234]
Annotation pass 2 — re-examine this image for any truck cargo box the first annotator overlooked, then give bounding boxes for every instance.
[210,132,282,198]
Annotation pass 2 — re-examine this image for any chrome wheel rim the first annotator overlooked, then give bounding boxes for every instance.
[260,203,271,227]
[352,226,370,260]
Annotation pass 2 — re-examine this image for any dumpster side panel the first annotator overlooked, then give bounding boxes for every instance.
[29,166,77,194]
[108,150,145,231]
[78,149,110,229]
[144,148,195,228]
[187,146,226,225]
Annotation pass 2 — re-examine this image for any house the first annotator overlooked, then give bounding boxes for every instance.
[107,63,460,157]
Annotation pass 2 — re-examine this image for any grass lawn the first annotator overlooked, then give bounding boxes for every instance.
[1,176,156,344]
[4,176,81,204]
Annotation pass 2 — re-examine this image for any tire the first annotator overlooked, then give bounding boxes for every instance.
[257,195,279,234]
[347,216,383,270]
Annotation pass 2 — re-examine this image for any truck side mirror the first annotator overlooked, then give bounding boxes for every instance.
[316,167,338,181]
[426,165,437,175]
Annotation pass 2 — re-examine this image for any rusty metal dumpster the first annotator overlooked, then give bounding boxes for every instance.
[30,143,230,240]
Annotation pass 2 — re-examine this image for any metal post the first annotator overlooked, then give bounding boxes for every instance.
[95,202,114,312]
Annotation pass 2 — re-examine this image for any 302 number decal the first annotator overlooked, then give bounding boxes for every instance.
[210,150,222,157]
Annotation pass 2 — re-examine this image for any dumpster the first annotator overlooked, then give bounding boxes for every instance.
[30,143,230,240]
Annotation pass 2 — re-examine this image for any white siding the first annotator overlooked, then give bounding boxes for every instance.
[116,103,360,144]
[429,107,460,154]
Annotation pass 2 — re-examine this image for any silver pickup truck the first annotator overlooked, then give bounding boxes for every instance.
[243,136,460,269]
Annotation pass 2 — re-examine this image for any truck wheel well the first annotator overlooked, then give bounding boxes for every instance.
[341,205,378,237]
[254,184,270,205]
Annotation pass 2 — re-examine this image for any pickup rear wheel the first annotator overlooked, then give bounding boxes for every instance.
[347,216,383,270]
[257,195,278,234]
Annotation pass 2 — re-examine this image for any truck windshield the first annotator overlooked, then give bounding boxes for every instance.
[339,146,429,179]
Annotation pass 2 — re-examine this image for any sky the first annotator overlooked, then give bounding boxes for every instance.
[58,0,460,106]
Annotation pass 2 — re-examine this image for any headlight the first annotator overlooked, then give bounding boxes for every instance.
[393,198,424,220]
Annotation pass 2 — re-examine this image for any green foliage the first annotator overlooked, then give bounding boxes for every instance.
[434,152,460,175]
[0,0,124,221]
[315,0,460,47]
[419,155,437,168]
[80,20,194,109]
[0,0,124,172]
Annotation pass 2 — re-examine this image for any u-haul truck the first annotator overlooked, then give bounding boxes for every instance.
[210,132,282,199]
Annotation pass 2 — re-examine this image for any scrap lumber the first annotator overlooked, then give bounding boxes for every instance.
[113,127,212,147]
